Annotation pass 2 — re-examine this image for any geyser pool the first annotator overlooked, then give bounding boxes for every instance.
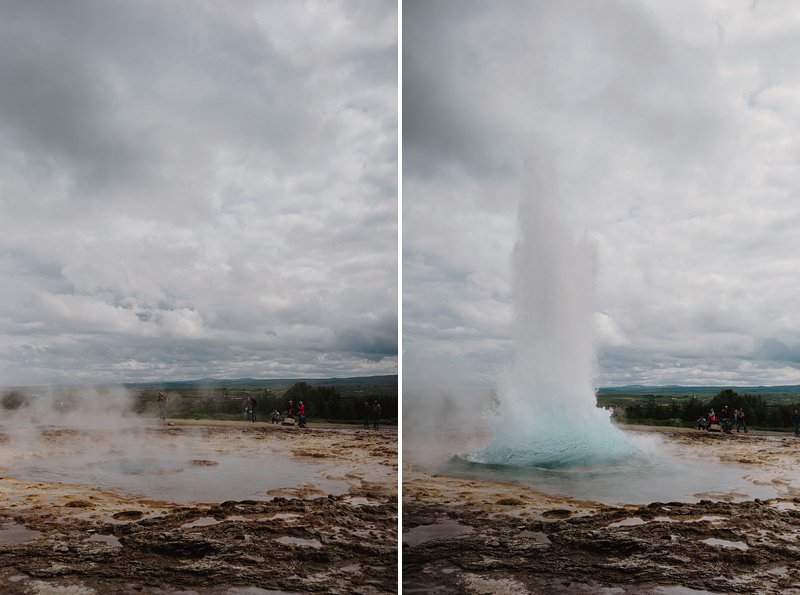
[10,451,350,502]
[451,432,779,504]
[0,421,359,503]
[474,176,637,468]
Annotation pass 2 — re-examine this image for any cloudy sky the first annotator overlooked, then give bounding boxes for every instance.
[404,0,800,388]
[0,0,397,385]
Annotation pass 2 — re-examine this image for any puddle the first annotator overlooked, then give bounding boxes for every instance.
[518,530,551,544]
[87,533,122,548]
[609,517,647,528]
[261,513,301,521]
[226,588,296,595]
[770,501,798,511]
[701,538,749,550]
[340,563,361,573]
[403,518,474,547]
[607,515,729,528]
[0,522,42,545]
[653,587,723,595]
[180,516,220,529]
[344,496,380,506]
[274,536,322,549]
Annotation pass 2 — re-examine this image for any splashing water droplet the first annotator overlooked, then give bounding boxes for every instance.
[471,175,636,468]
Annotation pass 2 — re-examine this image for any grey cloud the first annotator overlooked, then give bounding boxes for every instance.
[402,1,514,178]
[0,0,397,385]
[753,338,800,365]
[404,0,800,388]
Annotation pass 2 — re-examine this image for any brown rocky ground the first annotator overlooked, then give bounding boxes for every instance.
[0,419,397,594]
[403,425,800,594]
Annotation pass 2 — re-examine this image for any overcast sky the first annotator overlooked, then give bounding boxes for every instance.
[0,0,397,386]
[404,0,800,388]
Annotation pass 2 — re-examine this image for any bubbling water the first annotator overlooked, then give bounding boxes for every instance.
[471,177,636,468]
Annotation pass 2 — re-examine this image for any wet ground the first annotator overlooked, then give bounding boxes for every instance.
[0,419,397,594]
[403,425,800,594]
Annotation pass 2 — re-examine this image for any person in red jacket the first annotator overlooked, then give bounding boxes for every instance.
[297,401,307,427]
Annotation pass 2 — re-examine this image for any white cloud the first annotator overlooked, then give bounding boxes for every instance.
[0,0,397,385]
[404,0,800,387]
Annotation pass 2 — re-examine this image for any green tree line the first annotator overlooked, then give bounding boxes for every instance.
[134,381,397,423]
[621,388,800,429]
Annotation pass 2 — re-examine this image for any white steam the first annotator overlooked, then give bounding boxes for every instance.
[472,171,636,467]
[0,386,182,466]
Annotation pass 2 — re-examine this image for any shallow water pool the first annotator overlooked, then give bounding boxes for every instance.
[448,440,778,505]
[10,451,350,502]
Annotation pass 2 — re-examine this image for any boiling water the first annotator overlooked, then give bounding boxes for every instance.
[452,440,778,505]
[474,178,635,468]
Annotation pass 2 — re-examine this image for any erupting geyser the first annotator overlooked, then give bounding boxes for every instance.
[469,175,636,468]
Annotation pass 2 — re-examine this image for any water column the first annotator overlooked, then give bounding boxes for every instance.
[474,176,635,468]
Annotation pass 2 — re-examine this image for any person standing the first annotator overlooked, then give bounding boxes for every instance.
[372,400,382,429]
[735,408,748,433]
[245,395,257,422]
[157,391,167,421]
[297,401,306,428]
[362,401,371,429]
[792,409,800,437]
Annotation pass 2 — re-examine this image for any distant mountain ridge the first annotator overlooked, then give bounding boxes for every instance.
[122,374,397,389]
[598,384,800,396]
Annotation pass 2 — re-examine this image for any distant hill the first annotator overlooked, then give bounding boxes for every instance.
[122,375,397,390]
[598,385,800,397]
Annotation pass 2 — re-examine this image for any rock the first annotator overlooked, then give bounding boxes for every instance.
[64,500,93,508]
[112,511,143,521]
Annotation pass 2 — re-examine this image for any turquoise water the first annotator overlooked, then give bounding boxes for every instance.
[449,444,777,504]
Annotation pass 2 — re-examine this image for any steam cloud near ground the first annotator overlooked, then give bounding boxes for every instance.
[0,386,183,464]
